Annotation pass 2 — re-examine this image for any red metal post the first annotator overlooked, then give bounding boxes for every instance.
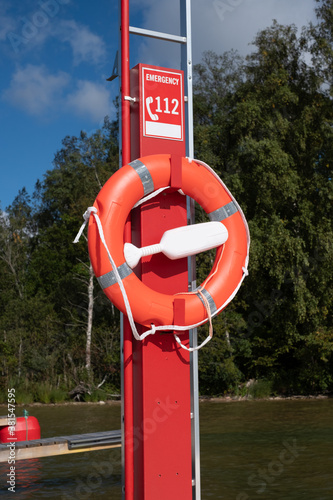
[130,64,192,499]
[120,2,193,497]
[121,1,134,499]
[121,0,131,165]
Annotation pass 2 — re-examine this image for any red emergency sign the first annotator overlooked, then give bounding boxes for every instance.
[142,66,184,141]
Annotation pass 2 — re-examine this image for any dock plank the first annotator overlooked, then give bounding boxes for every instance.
[0,416,15,427]
[0,430,121,462]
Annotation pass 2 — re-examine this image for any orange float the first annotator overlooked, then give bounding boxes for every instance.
[87,154,249,332]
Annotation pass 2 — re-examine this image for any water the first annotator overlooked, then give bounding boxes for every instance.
[1,399,332,499]
[199,399,333,499]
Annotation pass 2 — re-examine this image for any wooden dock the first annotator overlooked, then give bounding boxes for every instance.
[0,416,14,427]
[0,429,121,462]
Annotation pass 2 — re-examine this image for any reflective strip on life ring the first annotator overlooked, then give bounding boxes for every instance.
[88,154,249,329]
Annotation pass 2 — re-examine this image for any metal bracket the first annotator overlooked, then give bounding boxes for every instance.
[106,51,119,82]
[129,26,186,44]
[124,96,137,103]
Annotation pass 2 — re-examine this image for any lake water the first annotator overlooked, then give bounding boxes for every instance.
[1,399,332,499]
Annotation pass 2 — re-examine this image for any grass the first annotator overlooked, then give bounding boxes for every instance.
[15,389,35,405]
[34,382,51,404]
[49,388,68,404]
[0,380,112,404]
[246,379,274,399]
[0,380,69,405]
[84,389,107,402]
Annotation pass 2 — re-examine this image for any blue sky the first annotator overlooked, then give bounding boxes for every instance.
[0,0,317,210]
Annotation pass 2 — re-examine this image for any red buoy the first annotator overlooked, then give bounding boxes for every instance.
[0,416,41,443]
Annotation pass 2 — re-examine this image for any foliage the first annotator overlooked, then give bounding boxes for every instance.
[246,379,275,399]
[0,118,121,399]
[194,18,333,394]
[0,9,332,399]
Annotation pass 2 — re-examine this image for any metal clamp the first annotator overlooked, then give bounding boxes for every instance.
[124,96,137,103]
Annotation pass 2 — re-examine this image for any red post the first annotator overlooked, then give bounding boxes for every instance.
[120,1,135,498]
[129,64,192,499]
[121,0,131,165]
[120,3,193,498]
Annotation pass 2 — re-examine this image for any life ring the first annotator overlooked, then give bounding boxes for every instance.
[88,154,249,330]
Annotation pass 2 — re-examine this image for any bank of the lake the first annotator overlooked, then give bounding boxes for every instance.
[1,392,331,408]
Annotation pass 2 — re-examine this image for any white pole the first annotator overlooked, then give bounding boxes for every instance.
[181,1,201,498]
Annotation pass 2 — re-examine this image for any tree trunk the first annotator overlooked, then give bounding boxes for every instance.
[18,335,22,378]
[225,330,231,348]
[85,261,94,373]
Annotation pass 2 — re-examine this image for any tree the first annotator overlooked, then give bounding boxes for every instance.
[1,15,332,397]
[193,21,333,393]
[307,0,333,91]
[0,117,122,397]
[29,118,121,387]
[0,190,60,387]
[0,190,32,380]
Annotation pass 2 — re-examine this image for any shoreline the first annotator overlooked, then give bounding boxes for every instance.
[0,393,332,408]
[200,393,332,403]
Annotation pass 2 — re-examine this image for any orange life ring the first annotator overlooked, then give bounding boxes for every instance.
[88,154,249,329]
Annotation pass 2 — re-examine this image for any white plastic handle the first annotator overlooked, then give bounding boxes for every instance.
[124,221,228,269]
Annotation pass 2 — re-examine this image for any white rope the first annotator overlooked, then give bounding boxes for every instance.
[133,187,168,208]
[75,209,156,342]
[174,333,212,352]
[173,287,214,352]
[73,159,250,350]
[193,158,251,266]
[73,207,97,243]
[74,207,207,342]
[133,187,185,208]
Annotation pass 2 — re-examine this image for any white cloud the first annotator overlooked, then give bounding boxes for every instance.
[0,6,106,66]
[2,64,70,116]
[0,15,16,42]
[132,0,317,67]
[2,65,111,123]
[130,0,180,67]
[0,2,16,41]
[192,0,317,59]
[54,20,106,65]
[66,80,112,122]
[0,1,65,55]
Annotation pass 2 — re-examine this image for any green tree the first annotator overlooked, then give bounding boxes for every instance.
[2,14,333,398]
[193,20,333,393]
[0,190,59,389]
[307,0,333,90]
[28,118,121,389]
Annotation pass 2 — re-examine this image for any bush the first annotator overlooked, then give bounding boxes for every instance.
[49,388,68,403]
[15,389,34,405]
[0,390,7,404]
[85,389,106,402]
[246,379,274,399]
[33,382,51,404]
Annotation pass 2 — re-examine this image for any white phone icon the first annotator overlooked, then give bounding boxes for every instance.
[146,96,159,121]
